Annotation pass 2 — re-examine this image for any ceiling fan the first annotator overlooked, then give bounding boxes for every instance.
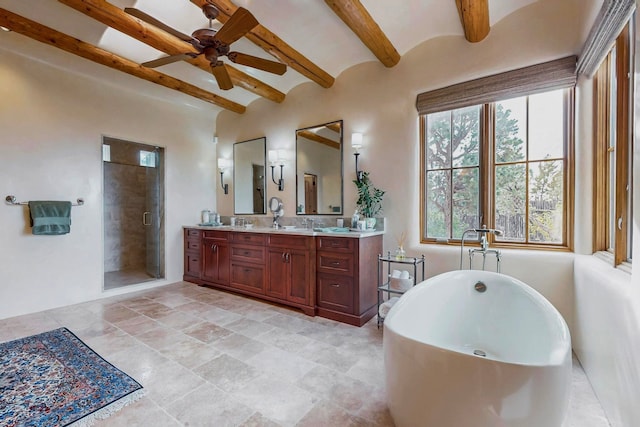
[125,2,287,90]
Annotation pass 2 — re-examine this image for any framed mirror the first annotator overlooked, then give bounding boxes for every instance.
[296,120,343,215]
[234,137,266,214]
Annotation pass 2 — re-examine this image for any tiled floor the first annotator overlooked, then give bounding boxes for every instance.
[0,282,610,426]
[104,269,157,290]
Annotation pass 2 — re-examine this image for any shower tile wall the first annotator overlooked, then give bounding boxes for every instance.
[104,162,147,273]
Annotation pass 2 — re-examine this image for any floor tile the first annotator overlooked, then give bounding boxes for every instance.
[210,332,267,361]
[165,383,254,427]
[193,353,261,393]
[231,375,319,426]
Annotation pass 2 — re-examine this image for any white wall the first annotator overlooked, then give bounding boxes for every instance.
[216,0,594,330]
[0,45,218,319]
[568,14,640,424]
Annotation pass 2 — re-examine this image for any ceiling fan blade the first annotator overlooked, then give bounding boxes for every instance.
[213,7,259,45]
[227,52,286,75]
[142,53,197,68]
[211,62,234,90]
[124,7,195,43]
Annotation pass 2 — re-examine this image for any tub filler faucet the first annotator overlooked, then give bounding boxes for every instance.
[460,226,503,272]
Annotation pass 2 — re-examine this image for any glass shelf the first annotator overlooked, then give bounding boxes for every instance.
[377,252,425,328]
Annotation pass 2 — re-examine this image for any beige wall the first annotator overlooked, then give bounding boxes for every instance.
[216,0,595,329]
[0,46,217,319]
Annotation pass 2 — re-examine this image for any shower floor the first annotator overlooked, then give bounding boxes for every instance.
[104,269,157,290]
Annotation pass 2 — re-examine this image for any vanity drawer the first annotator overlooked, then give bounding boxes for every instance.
[317,237,354,253]
[269,234,312,249]
[317,273,354,313]
[317,252,354,276]
[231,245,266,264]
[184,252,201,277]
[230,262,265,294]
[185,238,201,252]
[203,230,229,241]
[231,232,267,246]
[186,228,201,239]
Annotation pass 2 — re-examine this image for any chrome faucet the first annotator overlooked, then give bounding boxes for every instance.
[302,218,315,230]
[460,226,503,272]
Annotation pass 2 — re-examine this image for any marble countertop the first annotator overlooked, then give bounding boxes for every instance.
[184,225,384,238]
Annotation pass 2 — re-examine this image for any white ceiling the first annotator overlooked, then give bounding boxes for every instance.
[0,0,553,111]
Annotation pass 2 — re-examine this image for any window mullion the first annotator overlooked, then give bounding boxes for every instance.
[483,104,492,233]
[614,23,631,265]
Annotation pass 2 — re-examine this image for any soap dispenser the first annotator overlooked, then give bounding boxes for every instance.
[351,209,359,229]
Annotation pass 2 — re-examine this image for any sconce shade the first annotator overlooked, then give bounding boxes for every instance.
[277,149,287,165]
[218,158,231,170]
[351,133,363,150]
[268,150,278,164]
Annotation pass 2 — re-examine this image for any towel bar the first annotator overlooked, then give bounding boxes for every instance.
[5,195,84,206]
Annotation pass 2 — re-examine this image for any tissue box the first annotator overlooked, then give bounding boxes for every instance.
[390,276,413,291]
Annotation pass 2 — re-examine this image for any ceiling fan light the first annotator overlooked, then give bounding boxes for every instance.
[202,4,219,21]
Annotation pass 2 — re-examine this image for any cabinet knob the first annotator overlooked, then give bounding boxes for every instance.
[331,261,340,266]
[330,283,340,288]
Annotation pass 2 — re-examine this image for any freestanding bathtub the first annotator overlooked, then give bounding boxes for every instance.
[383,270,572,427]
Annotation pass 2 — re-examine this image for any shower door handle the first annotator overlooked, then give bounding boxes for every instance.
[143,211,152,226]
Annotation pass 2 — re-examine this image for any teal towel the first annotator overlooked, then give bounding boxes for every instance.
[314,227,351,233]
[28,201,72,235]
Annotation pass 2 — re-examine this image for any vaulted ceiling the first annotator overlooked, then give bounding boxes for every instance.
[1,0,558,114]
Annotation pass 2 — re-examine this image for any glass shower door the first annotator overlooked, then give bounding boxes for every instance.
[143,148,162,279]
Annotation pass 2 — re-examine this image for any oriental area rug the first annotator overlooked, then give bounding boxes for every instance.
[0,327,143,426]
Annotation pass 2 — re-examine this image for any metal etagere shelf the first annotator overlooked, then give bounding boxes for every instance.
[377,252,425,327]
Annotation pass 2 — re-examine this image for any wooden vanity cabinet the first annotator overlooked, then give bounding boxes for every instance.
[202,231,229,285]
[183,228,381,326]
[316,234,383,326]
[267,234,316,315]
[183,228,202,280]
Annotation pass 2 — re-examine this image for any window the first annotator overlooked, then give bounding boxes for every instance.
[593,22,633,266]
[421,88,572,248]
[139,150,157,168]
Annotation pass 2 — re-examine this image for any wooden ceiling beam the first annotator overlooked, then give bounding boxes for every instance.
[455,0,490,43]
[0,8,245,113]
[58,0,284,103]
[191,0,335,88]
[326,122,341,133]
[298,130,340,150]
[324,0,400,68]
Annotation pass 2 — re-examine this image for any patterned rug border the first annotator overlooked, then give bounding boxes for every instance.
[0,327,145,427]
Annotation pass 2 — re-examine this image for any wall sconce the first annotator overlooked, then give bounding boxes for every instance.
[217,158,231,194]
[268,149,286,191]
[352,132,364,182]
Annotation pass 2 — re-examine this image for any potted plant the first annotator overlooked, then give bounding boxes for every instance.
[354,171,385,229]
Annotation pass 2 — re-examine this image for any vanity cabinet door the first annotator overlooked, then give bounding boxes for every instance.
[267,249,288,299]
[202,238,229,285]
[267,235,315,308]
[287,249,312,306]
